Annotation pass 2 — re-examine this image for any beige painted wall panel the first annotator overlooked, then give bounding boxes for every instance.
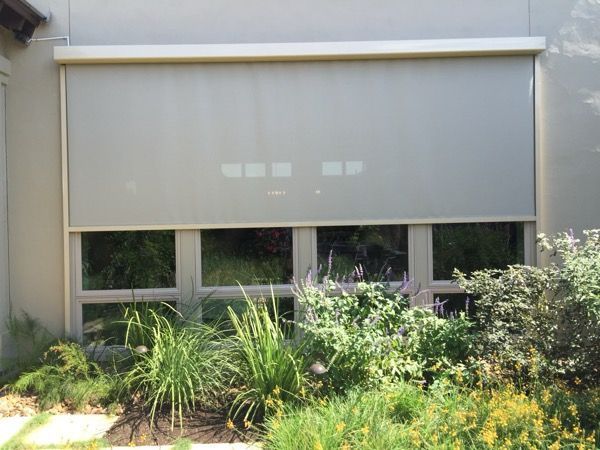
[69,0,529,46]
[4,0,69,337]
[531,0,600,236]
[0,84,9,359]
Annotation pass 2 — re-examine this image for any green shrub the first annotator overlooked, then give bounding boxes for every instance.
[228,292,309,424]
[456,229,600,385]
[295,280,472,390]
[122,304,238,429]
[454,264,555,382]
[11,341,118,410]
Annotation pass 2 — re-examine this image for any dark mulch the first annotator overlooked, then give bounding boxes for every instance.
[105,405,258,446]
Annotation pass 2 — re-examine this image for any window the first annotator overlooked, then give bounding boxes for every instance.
[74,230,179,341]
[82,301,177,345]
[81,231,176,290]
[200,228,293,286]
[431,293,473,317]
[316,225,409,281]
[200,296,295,336]
[432,222,524,281]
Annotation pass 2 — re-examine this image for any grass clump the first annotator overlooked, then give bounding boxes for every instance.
[11,341,118,411]
[122,303,238,430]
[228,292,308,424]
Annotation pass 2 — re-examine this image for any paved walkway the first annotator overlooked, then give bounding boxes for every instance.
[0,414,260,449]
[0,416,31,446]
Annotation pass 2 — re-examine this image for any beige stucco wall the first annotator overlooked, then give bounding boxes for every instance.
[1,0,598,339]
[531,0,600,235]
[3,0,68,338]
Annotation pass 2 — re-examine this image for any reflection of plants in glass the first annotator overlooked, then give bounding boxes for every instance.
[201,228,293,286]
[82,301,176,345]
[317,226,408,282]
[82,231,176,290]
[433,223,524,280]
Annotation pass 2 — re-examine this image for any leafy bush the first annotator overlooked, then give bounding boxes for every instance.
[454,264,555,381]
[264,383,597,449]
[228,293,309,424]
[295,280,472,390]
[11,341,118,410]
[122,304,239,429]
[456,229,600,385]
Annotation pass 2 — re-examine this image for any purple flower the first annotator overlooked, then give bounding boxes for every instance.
[397,326,405,337]
[465,296,470,314]
[326,250,333,278]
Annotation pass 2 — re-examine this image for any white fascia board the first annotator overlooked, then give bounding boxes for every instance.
[54,37,546,64]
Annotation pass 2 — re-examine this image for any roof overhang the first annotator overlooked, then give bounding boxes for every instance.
[0,0,47,44]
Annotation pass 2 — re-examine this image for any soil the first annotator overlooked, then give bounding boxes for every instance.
[105,406,258,446]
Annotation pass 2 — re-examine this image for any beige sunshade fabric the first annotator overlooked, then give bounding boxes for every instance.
[66,56,534,227]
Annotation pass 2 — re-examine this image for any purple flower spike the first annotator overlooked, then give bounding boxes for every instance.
[465,296,470,313]
[397,326,405,337]
[327,250,333,278]
[434,297,440,315]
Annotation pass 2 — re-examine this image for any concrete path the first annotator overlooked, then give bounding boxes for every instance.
[24,413,118,446]
[0,416,31,446]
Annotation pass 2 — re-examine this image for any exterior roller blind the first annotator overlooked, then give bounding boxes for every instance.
[66,56,534,227]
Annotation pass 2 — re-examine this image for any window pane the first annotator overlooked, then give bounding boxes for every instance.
[432,222,524,280]
[201,228,293,286]
[317,225,409,281]
[82,301,176,345]
[82,231,176,290]
[201,296,295,336]
[432,293,474,318]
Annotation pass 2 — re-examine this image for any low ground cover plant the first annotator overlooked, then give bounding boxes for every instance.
[263,382,597,449]
[11,340,119,411]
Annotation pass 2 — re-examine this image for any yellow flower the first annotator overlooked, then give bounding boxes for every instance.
[244,419,252,429]
[361,425,369,435]
[351,407,359,415]
[481,427,497,447]
[335,421,346,432]
[273,385,281,396]
[226,418,235,430]
[340,442,351,450]
[314,441,324,450]
[548,442,561,450]
[568,403,578,417]
[574,377,582,385]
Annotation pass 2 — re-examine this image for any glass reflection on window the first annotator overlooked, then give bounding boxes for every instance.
[317,225,408,282]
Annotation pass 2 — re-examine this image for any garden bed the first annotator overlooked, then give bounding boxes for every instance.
[105,406,256,446]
